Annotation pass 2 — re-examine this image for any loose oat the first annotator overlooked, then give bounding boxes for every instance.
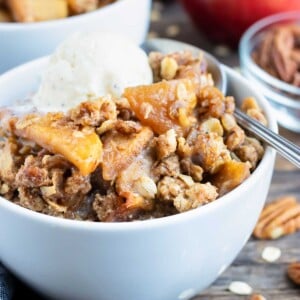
[261,246,281,262]
[228,281,253,295]
[165,25,180,37]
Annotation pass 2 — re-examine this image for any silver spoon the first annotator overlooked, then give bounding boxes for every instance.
[142,38,300,168]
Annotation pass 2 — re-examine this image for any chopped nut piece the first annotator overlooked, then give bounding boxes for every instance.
[177,174,194,187]
[96,120,116,135]
[253,195,300,239]
[177,136,192,158]
[228,281,253,295]
[199,118,224,136]
[241,97,267,126]
[235,137,264,170]
[114,120,142,135]
[246,109,267,126]
[160,57,178,80]
[180,158,203,182]
[191,132,231,174]
[261,246,281,262]
[225,125,245,151]
[69,97,117,127]
[287,262,300,285]
[152,155,180,181]
[134,176,157,200]
[0,183,9,194]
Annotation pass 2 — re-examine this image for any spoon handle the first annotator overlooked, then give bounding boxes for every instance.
[234,108,300,168]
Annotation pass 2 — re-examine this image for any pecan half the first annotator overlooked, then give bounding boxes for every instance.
[287,262,300,285]
[253,196,300,239]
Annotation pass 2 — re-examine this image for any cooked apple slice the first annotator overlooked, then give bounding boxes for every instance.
[15,113,102,175]
[123,79,197,134]
[102,126,153,181]
[211,160,251,196]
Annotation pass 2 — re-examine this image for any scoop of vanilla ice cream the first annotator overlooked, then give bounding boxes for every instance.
[33,31,153,111]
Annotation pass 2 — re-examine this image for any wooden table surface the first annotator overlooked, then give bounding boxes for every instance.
[150,1,300,299]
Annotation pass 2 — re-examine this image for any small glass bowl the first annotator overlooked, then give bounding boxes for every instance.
[239,11,300,133]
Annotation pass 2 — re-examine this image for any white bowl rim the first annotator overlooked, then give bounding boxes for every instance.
[0,59,277,231]
[0,0,131,30]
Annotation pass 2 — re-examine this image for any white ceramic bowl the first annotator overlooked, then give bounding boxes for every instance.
[0,0,151,73]
[0,58,277,300]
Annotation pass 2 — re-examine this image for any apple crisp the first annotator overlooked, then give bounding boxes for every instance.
[0,0,116,23]
[0,51,266,222]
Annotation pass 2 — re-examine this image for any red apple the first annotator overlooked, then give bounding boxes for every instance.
[180,0,300,47]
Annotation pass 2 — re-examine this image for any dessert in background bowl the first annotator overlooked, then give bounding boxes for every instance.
[239,11,300,132]
[0,0,151,73]
[180,0,300,47]
[0,33,276,299]
[0,0,116,22]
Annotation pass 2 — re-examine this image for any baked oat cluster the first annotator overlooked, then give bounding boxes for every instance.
[0,0,116,23]
[0,51,266,222]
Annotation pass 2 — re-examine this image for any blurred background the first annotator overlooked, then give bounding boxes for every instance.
[1,1,299,299]
[150,0,300,66]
